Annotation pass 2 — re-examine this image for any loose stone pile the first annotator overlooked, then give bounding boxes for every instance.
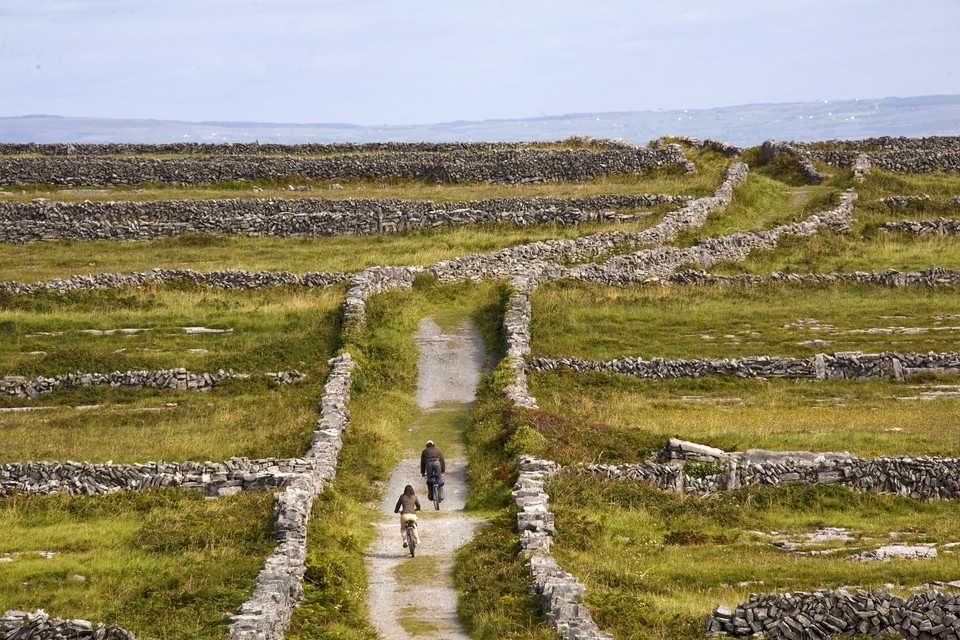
[0,146,690,187]
[529,350,960,382]
[0,368,304,398]
[0,610,138,640]
[0,193,685,244]
[706,588,960,640]
[514,456,613,640]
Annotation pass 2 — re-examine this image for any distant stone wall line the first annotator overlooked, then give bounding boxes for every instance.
[0,193,687,245]
[767,136,960,174]
[0,138,636,157]
[0,147,691,187]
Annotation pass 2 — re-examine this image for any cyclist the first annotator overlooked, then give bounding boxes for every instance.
[420,440,446,502]
[394,484,421,548]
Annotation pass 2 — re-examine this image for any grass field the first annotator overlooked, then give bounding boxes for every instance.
[549,477,960,640]
[530,280,960,361]
[0,489,276,640]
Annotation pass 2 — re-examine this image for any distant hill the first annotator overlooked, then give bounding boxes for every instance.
[3,95,959,145]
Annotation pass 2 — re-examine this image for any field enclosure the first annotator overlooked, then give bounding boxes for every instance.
[2,136,960,640]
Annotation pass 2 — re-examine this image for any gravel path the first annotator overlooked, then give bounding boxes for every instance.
[366,318,491,640]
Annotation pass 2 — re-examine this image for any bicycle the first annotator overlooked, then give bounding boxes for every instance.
[405,519,418,557]
[426,472,444,510]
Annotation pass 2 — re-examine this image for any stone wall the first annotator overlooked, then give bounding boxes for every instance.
[227,352,355,640]
[428,162,749,284]
[0,138,635,157]
[764,136,960,174]
[0,193,687,245]
[529,350,960,382]
[574,451,960,501]
[0,456,320,498]
[0,146,690,187]
[0,267,347,295]
[0,368,304,398]
[513,456,613,640]
[672,137,746,158]
[706,588,960,640]
[883,217,960,235]
[657,266,960,288]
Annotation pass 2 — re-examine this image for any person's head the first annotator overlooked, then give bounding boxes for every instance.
[404,485,415,496]
[425,440,434,447]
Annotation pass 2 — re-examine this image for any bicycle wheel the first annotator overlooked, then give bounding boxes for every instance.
[406,525,416,557]
[433,481,441,510]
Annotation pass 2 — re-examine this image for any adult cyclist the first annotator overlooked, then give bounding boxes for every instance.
[420,440,445,503]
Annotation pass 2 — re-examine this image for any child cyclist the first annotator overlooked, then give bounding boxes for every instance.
[393,484,421,547]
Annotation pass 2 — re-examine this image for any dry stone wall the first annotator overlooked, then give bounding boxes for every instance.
[706,588,960,640]
[227,352,355,640]
[0,193,686,245]
[0,368,304,398]
[883,218,960,235]
[0,268,347,295]
[529,350,960,382]
[0,457,320,498]
[0,147,690,187]
[513,456,613,640]
[766,136,960,174]
[428,162,749,284]
[0,138,635,157]
[573,452,960,501]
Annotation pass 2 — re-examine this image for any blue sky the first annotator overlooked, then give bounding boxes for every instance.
[2,0,959,126]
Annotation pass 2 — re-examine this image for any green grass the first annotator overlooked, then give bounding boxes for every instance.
[530,280,960,361]
[528,370,960,459]
[0,284,343,463]
[547,477,960,640]
[0,285,344,377]
[0,489,276,640]
[454,508,559,640]
[287,490,380,640]
[0,382,322,464]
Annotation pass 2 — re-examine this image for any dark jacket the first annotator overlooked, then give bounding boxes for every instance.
[420,445,446,474]
[394,493,421,514]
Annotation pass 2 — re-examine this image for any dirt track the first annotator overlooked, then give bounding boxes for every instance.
[365,318,490,640]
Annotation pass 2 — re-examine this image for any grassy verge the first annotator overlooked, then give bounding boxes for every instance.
[548,476,960,640]
[528,370,960,459]
[0,489,275,640]
[530,280,960,361]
